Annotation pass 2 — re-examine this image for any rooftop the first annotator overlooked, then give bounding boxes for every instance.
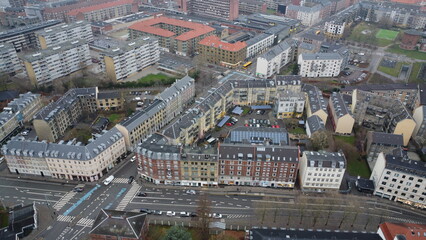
[0,20,61,39]
[385,154,426,178]
[246,33,273,46]
[199,36,247,52]
[129,16,215,41]
[0,90,19,102]
[303,150,346,168]
[35,21,90,36]
[419,84,426,105]
[97,92,121,100]
[248,228,382,240]
[68,0,134,16]
[301,52,343,61]
[100,37,158,57]
[21,39,88,63]
[302,84,328,114]
[341,83,418,93]
[370,132,403,146]
[306,115,325,135]
[0,42,16,53]
[330,92,352,118]
[379,222,426,240]
[90,209,147,238]
[43,0,111,13]
[227,127,289,145]
[6,92,40,113]
[219,143,298,162]
[158,75,194,104]
[259,40,291,61]
[119,99,165,132]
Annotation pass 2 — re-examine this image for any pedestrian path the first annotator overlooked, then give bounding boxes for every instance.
[57,215,75,222]
[225,214,251,219]
[76,217,95,227]
[53,192,77,211]
[112,178,130,184]
[116,184,141,211]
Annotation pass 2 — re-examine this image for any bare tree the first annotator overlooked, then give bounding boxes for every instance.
[311,130,330,150]
[196,194,212,240]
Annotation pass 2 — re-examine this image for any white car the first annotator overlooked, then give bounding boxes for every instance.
[166,211,176,217]
[212,213,222,219]
[186,190,196,195]
[130,156,136,162]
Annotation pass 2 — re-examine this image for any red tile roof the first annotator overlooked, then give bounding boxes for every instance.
[128,16,215,41]
[44,0,112,14]
[67,0,134,16]
[198,36,247,52]
[379,222,426,240]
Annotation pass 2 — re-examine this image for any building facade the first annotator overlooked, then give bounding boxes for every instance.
[285,4,322,26]
[328,92,354,134]
[5,92,43,123]
[198,36,247,68]
[21,40,91,86]
[239,0,267,15]
[102,38,160,82]
[412,105,425,138]
[66,0,138,22]
[365,131,403,169]
[302,84,328,124]
[35,21,94,49]
[298,53,343,77]
[245,33,275,59]
[96,92,124,111]
[0,112,19,145]
[2,127,126,182]
[129,16,215,56]
[305,115,325,138]
[299,150,346,192]
[0,43,21,75]
[219,143,299,188]
[187,0,239,21]
[274,90,305,119]
[323,20,346,40]
[256,40,292,78]
[371,152,426,209]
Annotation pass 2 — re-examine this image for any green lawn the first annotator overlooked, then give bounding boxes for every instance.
[138,73,175,85]
[347,158,371,178]
[348,23,395,47]
[289,127,306,135]
[376,29,399,40]
[107,113,122,123]
[387,44,426,60]
[408,62,425,83]
[377,61,408,77]
[334,135,355,145]
[266,9,276,15]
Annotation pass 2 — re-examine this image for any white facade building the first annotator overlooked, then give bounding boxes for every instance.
[371,152,426,209]
[274,90,305,119]
[21,39,91,86]
[35,21,94,49]
[246,33,275,59]
[101,37,160,82]
[298,53,343,77]
[299,151,346,192]
[0,43,21,74]
[256,41,291,78]
[324,20,345,39]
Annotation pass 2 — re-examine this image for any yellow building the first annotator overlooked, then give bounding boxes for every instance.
[180,147,218,187]
[96,92,123,111]
[328,92,354,134]
[303,84,328,124]
[198,36,247,68]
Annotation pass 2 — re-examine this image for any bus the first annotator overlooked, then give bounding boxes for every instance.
[243,61,252,69]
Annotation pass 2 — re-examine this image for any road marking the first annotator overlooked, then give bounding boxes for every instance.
[63,184,100,216]
[0,184,68,193]
[53,191,77,211]
[128,202,249,210]
[26,191,63,197]
[27,198,56,203]
[134,197,175,200]
[116,184,140,211]
[76,218,95,227]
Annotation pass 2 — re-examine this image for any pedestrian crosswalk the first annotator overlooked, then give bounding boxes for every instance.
[116,184,141,211]
[57,215,75,222]
[76,217,95,227]
[53,192,77,211]
[225,214,251,219]
[113,178,131,184]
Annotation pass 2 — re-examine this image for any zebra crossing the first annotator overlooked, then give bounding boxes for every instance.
[53,192,77,211]
[225,214,251,219]
[116,184,141,211]
[76,217,95,227]
[112,178,131,184]
[57,215,75,222]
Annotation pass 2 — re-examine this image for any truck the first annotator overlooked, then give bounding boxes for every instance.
[103,175,114,185]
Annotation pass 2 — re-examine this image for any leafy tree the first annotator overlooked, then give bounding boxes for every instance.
[163,226,192,240]
[311,130,330,150]
[291,64,299,75]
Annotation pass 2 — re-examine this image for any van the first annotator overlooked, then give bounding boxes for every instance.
[103,175,114,185]
[207,137,217,144]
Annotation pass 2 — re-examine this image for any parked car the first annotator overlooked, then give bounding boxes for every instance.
[130,156,136,162]
[73,186,84,192]
[21,131,29,136]
[186,190,196,195]
[140,208,153,214]
[128,176,134,184]
[137,192,147,197]
[190,212,198,217]
[166,211,176,217]
[226,122,233,126]
[153,210,163,215]
[180,212,190,217]
[248,110,253,114]
[212,213,222,219]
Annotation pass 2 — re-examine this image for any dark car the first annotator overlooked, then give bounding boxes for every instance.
[248,110,253,114]
[128,176,134,184]
[190,212,198,217]
[139,208,153,214]
[73,187,84,192]
[137,192,147,197]
[153,210,163,215]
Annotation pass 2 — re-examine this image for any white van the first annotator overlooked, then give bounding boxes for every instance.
[103,175,114,185]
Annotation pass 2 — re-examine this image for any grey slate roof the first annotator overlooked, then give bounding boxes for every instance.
[2,127,123,161]
[246,33,273,46]
[90,209,147,238]
[158,75,194,103]
[0,20,61,39]
[248,228,382,240]
[371,132,403,146]
[219,143,298,162]
[34,87,97,121]
[0,90,18,102]
[303,150,346,168]
[301,52,342,61]
[0,42,16,54]
[302,84,328,114]
[227,127,289,145]
[35,20,90,37]
[6,92,40,112]
[298,42,315,51]
[119,99,165,132]
[258,40,290,61]
[306,115,325,135]
[341,83,418,93]
[275,75,302,86]
[0,112,15,125]
[101,37,157,57]
[97,92,120,100]
[419,84,426,105]
[330,92,352,118]
[385,154,426,178]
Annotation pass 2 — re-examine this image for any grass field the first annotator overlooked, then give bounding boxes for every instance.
[408,62,425,83]
[289,127,306,135]
[348,23,396,47]
[334,135,355,145]
[387,44,426,60]
[347,158,371,178]
[377,61,408,77]
[376,29,399,40]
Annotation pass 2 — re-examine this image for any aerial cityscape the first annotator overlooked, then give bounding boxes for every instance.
[0,0,425,239]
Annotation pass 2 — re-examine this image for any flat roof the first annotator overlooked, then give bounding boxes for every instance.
[68,0,134,16]
[129,16,215,41]
[21,39,87,62]
[199,36,247,52]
